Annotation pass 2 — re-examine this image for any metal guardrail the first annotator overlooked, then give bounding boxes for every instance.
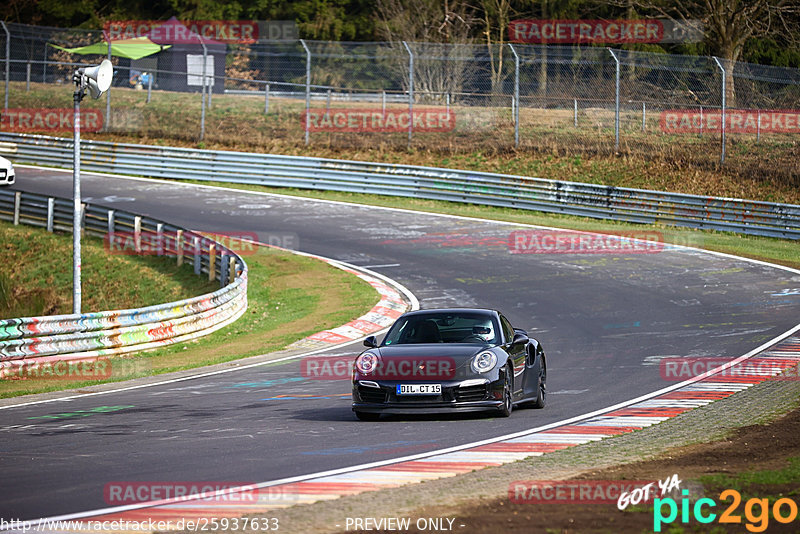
[0,132,798,239]
[0,188,248,370]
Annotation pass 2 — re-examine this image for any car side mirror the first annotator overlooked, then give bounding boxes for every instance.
[512,332,528,345]
[363,335,378,348]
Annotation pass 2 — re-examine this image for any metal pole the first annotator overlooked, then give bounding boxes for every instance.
[756,109,761,143]
[574,99,578,127]
[608,48,620,152]
[713,56,726,164]
[1,22,10,116]
[200,39,207,141]
[105,35,111,132]
[72,89,82,314]
[381,90,386,115]
[264,83,269,113]
[300,39,310,146]
[446,93,450,114]
[26,62,30,91]
[325,88,331,118]
[146,72,152,103]
[42,43,47,82]
[207,70,212,108]
[402,41,413,146]
[641,102,646,131]
[509,44,520,148]
[699,106,703,137]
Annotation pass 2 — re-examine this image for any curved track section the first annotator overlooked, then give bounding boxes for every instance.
[2,166,800,522]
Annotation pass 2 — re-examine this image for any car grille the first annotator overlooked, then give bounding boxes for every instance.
[357,385,386,404]
[455,384,488,402]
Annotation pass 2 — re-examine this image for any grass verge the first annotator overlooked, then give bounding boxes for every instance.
[0,224,379,398]
[0,220,216,316]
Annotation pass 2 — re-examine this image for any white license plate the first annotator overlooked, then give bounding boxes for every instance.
[396,384,441,395]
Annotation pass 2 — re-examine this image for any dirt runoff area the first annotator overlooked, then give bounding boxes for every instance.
[324,376,800,534]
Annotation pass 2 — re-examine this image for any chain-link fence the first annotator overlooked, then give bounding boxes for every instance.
[1,21,799,182]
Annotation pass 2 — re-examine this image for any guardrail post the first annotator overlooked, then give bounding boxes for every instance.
[193,236,201,275]
[47,197,54,232]
[134,216,142,254]
[229,256,236,284]
[1,22,9,116]
[156,223,164,256]
[107,209,115,235]
[713,56,726,164]
[608,48,620,153]
[220,252,229,287]
[508,43,520,148]
[208,243,216,281]
[300,39,311,146]
[264,83,269,114]
[402,41,414,147]
[79,203,85,236]
[13,191,21,225]
[176,229,184,266]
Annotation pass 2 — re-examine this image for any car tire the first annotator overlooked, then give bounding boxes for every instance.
[531,357,546,409]
[354,411,381,421]
[498,367,513,417]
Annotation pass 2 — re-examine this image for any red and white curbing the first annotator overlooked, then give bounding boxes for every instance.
[26,336,800,532]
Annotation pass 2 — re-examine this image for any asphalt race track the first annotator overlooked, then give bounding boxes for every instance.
[2,166,800,521]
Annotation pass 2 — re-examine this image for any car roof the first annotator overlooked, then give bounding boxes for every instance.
[401,308,499,317]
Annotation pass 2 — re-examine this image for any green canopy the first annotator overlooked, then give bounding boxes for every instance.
[50,37,169,60]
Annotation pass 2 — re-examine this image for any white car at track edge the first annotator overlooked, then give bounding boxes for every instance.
[0,156,15,186]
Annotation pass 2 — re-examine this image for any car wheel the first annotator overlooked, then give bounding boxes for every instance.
[531,357,546,409]
[498,367,513,417]
[354,411,381,421]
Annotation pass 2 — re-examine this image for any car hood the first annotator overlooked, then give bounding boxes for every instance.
[374,344,490,360]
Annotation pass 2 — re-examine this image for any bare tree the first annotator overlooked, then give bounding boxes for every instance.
[618,0,797,106]
[376,0,478,97]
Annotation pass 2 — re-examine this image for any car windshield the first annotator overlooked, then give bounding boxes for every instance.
[382,312,499,345]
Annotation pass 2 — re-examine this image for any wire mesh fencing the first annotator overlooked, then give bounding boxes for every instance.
[1,21,799,181]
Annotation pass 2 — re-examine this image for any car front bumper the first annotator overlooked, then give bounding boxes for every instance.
[352,378,504,414]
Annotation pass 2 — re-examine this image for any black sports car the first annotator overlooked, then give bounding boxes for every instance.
[351,308,547,421]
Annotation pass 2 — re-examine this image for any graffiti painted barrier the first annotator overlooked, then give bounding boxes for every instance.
[0,190,248,377]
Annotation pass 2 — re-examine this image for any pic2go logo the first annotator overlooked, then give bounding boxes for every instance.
[654,489,799,532]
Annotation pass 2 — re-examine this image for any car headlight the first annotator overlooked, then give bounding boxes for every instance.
[471,351,497,373]
[355,352,380,374]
